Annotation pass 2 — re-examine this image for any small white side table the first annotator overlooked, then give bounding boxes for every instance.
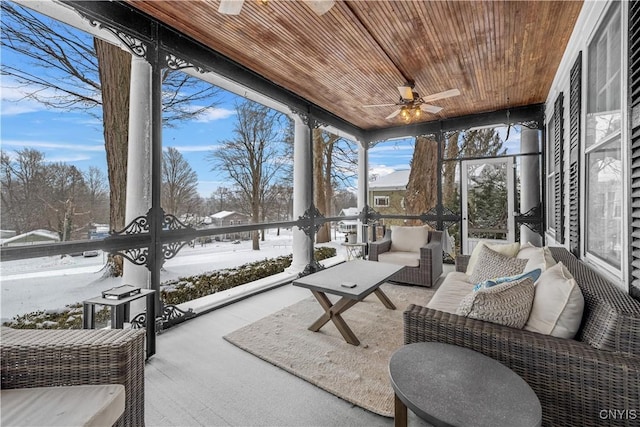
[341,242,367,260]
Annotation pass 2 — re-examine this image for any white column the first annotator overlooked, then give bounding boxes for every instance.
[123,56,152,306]
[357,140,368,244]
[520,129,542,246]
[286,114,312,273]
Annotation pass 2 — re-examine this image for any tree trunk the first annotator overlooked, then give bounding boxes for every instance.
[443,132,460,209]
[405,136,438,225]
[95,38,131,276]
[313,130,331,243]
[252,188,260,250]
[321,139,335,241]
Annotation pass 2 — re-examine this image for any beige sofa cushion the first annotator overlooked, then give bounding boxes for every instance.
[524,262,585,338]
[517,242,557,273]
[466,241,521,275]
[378,251,420,267]
[427,272,474,314]
[389,225,430,253]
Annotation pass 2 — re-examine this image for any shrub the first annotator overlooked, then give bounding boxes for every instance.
[4,246,337,329]
[160,247,336,305]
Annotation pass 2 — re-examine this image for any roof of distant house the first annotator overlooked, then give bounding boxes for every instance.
[1,229,60,246]
[368,170,410,190]
[339,207,359,216]
[210,210,246,219]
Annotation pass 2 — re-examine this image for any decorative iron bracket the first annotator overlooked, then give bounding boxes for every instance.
[299,260,324,277]
[130,303,196,333]
[297,205,324,237]
[165,53,207,74]
[82,16,148,58]
[514,203,544,236]
[106,209,196,269]
[362,206,381,224]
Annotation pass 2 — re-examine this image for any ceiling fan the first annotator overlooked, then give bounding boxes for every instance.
[218,0,336,16]
[364,82,460,121]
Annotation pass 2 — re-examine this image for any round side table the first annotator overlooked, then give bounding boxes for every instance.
[389,342,541,427]
[341,242,366,260]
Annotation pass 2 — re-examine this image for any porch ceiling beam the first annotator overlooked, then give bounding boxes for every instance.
[365,104,545,142]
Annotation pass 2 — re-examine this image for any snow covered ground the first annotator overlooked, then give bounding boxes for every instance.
[0,229,348,323]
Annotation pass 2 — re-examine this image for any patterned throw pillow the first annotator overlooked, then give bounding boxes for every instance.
[469,245,528,284]
[472,268,542,291]
[457,277,535,329]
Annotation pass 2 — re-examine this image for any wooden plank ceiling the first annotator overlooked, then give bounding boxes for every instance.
[126,0,583,131]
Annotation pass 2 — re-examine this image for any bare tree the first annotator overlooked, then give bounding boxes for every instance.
[312,129,357,243]
[209,100,287,250]
[1,149,108,240]
[161,147,200,217]
[0,148,47,234]
[83,166,109,226]
[42,163,91,241]
[1,2,222,274]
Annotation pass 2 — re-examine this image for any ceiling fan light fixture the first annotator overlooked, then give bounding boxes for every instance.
[219,0,244,15]
[306,1,336,16]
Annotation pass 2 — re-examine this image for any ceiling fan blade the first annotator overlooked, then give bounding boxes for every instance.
[219,0,244,15]
[421,88,461,103]
[397,85,414,101]
[385,109,402,120]
[420,104,443,114]
[363,103,398,108]
[306,0,335,15]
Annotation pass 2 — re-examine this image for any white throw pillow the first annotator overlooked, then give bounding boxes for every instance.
[517,242,557,273]
[390,225,430,253]
[524,262,585,338]
[465,241,521,275]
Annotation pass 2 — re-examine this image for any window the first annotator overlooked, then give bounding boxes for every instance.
[585,3,622,270]
[546,116,556,231]
[374,196,389,207]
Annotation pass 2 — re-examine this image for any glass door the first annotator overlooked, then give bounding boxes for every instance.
[461,158,515,254]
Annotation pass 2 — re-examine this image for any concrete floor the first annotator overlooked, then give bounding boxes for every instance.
[144,275,443,426]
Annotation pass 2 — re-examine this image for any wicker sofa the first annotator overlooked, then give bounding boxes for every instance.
[368,228,443,287]
[404,246,640,427]
[1,328,146,427]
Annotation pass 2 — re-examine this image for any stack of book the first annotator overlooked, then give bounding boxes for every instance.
[102,284,142,300]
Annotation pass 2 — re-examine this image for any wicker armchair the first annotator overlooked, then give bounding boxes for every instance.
[369,228,443,287]
[404,247,640,426]
[1,328,146,427]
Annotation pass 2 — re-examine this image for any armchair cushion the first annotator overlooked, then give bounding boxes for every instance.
[389,225,431,253]
[378,251,420,267]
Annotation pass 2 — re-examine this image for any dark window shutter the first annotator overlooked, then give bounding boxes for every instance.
[553,93,565,243]
[569,53,582,257]
[630,0,640,298]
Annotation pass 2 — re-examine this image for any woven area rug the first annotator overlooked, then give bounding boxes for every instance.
[223,283,434,417]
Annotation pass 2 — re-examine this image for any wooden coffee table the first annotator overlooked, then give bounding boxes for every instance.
[292,260,403,345]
